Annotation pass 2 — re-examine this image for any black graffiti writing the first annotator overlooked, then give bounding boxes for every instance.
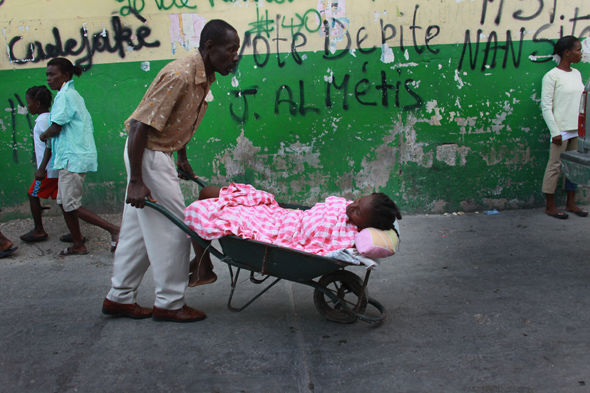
[128,6,148,23]
[242,11,441,67]
[322,18,348,61]
[239,30,307,69]
[458,28,525,71]
[464,0,590,70]
[8,98,18,164]
[355,62,377,107]
[275,81,320,116]
[252,34,271,67]
[478,0,589,37]
[512,0,544,21]
[230,87,259,123]
[569,8,590,38]
[356,27,377,55]
[479,0,590,35]
[325,73,349,110]
[480,0,506,25]
[13,94,34,143]
[410,4,425,54]
[227,67,424,124]
[7,16,160,71]
[530,23,557,62]
[234,15,427,124]
[229,1,588,124]
[273,15,287,68]
[6,94,35,164]
[290,32,307,64]
[229,67,424,124]
[240,1,587,74]
[323,5,441,60]
[326,69,422,111]
[528,11,590,63]
[480,0,560,25]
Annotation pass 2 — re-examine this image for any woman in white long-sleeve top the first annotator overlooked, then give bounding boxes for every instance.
[541,35,588,219]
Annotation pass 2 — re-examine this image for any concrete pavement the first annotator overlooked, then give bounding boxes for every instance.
[0,208,589,393]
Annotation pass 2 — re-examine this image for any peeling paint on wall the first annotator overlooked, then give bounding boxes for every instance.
[380,44,395,64]
[424,100,443,125]
[454,69,466,89]
[169,13,206,55]
[396,117,432,169]
[213,132,263,180]
[436,144,470,167]
[480,145,532,166]
[318,0,349,55]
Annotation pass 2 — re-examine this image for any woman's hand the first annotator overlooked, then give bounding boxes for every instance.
[551,135,563,145]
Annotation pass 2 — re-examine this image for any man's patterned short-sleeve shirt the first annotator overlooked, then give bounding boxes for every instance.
[126,52,214,152]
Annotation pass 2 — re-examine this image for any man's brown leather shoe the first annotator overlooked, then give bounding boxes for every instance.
[102,298,153,319]
[152,305,206,322]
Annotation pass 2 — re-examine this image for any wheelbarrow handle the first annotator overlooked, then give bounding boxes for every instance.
[177,168,207,188]
[144,199,225,260]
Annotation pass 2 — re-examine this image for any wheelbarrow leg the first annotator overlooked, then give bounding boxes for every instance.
[355,269,371,313]
[226,264,282,312]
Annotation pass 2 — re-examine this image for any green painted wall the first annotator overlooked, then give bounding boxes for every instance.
[2,38,590,217]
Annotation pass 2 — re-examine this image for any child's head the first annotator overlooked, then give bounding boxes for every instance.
[346,193,402,230]
[46,57,82,90]
[25,85,52,115]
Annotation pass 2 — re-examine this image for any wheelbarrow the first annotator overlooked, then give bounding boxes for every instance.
[144,176,386,325]
[561,78,590,187]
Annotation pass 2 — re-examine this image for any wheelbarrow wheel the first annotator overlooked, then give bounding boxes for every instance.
[313,270,368,324]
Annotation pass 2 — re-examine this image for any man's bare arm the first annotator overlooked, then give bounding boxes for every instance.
[125,120,157,208]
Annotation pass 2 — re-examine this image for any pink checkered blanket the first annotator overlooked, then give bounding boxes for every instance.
[184,183,358,255]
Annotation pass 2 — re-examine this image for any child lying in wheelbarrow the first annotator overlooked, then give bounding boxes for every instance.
[185,183,401,286]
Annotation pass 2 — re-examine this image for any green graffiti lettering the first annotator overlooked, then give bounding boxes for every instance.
[116,0,146,16]
[247,8,275,38]
[280,9,321,36]
[154,0,196,11]
[115,0,196,15]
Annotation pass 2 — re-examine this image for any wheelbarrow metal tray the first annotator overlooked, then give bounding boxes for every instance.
[561,150,590,187]
[218,235,353,282]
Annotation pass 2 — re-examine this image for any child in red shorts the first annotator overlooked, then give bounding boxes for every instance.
[20,86,58,243]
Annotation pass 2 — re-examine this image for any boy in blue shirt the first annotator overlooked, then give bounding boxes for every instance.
[40,57,119,255]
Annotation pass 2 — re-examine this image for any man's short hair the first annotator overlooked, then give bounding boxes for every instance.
[200,19,237,48]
